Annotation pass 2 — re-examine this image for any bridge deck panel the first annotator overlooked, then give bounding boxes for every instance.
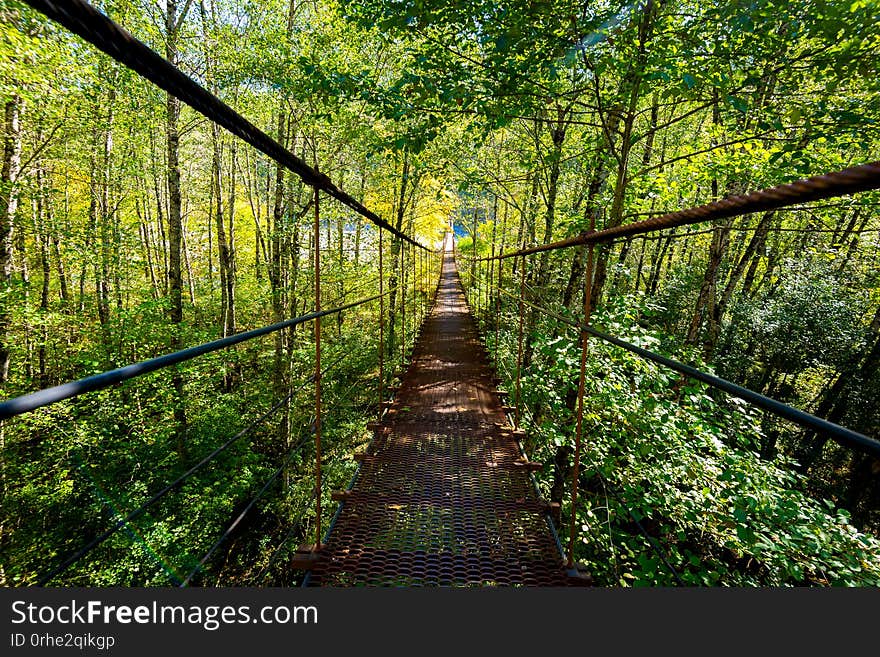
[306,245,568,586]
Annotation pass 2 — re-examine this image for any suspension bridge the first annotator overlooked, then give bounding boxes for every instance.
[303,236,572,586]
[2,0,880,587]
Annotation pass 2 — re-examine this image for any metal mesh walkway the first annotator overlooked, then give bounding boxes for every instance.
[305,242,569,586]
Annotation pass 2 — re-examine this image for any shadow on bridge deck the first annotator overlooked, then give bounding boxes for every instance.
[305,241,569,586]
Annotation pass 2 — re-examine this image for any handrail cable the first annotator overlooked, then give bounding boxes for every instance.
[36,350,349,585]
[0,287,399,421]
[23,0,429,251]
[203,338,374,586]
[495,287,880,458]
[480,162,880,260]
[492,314,684,585]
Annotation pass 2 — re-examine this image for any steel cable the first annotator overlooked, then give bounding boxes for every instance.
[23,0,428,250]
[495,287,880,457]
[36,351,348,585]
[482,161,880,260]
[494,358,683,584]
[1,290,393,420]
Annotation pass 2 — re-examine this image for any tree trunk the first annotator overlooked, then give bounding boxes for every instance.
[590,2,659,310]
[562,159,605,310]
[35,170,51,387]
[15,177,30,379]
[797,306,880,472]
[0,96,21,384]
[836,211,871,275]
[354,168,365,268]
[51,226,69,307]
[270,111,288,451]
[181,220,196,305]
[166,0,188,457]
[96,85,115,338]
[210,122,235,339]
[137,199,160,299]
[708,211,776,351]
[387,149,410,357]
[535,106,568,289]
[685,218,732,353]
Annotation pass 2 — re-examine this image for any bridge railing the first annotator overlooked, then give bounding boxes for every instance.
[457,160,880,576]
[1,0,443,585]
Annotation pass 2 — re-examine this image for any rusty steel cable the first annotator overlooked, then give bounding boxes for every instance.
[412,246,417,327]
[313,186,324,549]
[379,230,385,408]
[496,358,683,585]
[567,232,594,570]
[36,350,349,586]
[514,254,527,429]
[258,335,387,586]
[24,0,428,251]
[482,161,880,261]
[494,205,508,365]
[495,287,880,458]
[401,242,407,368]
[301,346,419,588]
[495,256,502,365]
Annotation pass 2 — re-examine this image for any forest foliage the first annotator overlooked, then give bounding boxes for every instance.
[1,0,878,585]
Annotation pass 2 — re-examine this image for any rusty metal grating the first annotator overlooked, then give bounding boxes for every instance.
[305,250,569,586]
